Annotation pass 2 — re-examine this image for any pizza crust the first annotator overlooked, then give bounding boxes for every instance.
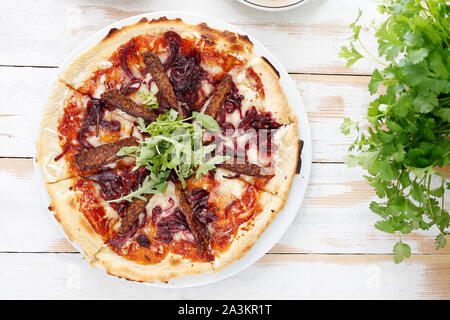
[59,17,256,90]
[92,174,286,283]
[213,191,285,271]
[92,247,214,283]
[46,179,104,258]
[124,17,255,58]
[59,26,137,89]
[263,123,300,199]
[249,57,298,125]
[36,81,76,183]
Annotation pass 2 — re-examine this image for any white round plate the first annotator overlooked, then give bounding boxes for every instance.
[236,0,311,11]
[34,11,312,288]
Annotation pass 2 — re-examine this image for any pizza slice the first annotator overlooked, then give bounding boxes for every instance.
[37,81,147,183]
[89,168,284,281]
[214,122,302,199]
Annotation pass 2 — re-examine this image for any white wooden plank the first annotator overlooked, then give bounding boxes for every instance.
[0,253,447,299]
[0,67,56,158]
[0,67,372,162]
[0,0,379,74]
[296,74,370,163]
[1,158,447,254]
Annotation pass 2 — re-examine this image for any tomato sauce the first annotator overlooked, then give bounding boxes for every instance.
[73,178,114,237]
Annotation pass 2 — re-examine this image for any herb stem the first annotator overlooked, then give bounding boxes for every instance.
[357,38,389,67]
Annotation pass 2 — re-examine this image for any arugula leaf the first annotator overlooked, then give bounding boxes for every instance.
[112,110,228,201]
[340,0,449,263]
[139,91,159,110]
[109,171,170,203]
[192,112,222,131]
[196,155,230,179]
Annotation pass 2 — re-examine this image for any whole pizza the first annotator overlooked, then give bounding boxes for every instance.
[37,17,303,282]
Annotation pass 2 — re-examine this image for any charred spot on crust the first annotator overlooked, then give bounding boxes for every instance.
[197,23,219,43]
[69,198,77,209]
[138,17,148,23]
[296,139,304,174]
[53,213,62,223]
[196,23,252,53]
[103,27,120,41]
[149,16,169,23]
[222,30,239,44]
[261,57,280,79]
[229,43,244,53]
[147,16,182,24]
[111,273,142,283]
[201,35,215,46]
[48,205,54,211]
[238,34,253,46]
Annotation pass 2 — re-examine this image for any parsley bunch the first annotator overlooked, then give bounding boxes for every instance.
[339,0,449,263]
[112,109,228,202]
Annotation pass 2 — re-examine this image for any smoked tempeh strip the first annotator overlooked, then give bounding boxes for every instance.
[116,195,152,237]
[73,137,138,171]
[218,161,266,177]
[204,74,233,119]
[101,90,157,122]
[142,52,179,111]
[174,184,213,261]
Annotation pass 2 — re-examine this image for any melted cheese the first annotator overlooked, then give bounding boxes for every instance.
[172,230,195,242]
[85,109,136,147]
[91,183,120,221]
[201,80,214,96]
[129,86,150,105]
[92,74,107,99]
[97,61,113,69]
[214,168,248,198]
[246,143,271,168]
[141,183,195,242]
[144,183,179,223]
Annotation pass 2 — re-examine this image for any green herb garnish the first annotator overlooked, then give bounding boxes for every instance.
[111,110,229,202]
[139,91,159,110]
[339,0,449,263]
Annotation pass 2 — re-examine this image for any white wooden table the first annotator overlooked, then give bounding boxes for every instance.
[0,0,448,299]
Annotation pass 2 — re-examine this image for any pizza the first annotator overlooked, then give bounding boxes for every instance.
[36,17,303,282]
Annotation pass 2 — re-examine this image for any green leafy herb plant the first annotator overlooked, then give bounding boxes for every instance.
[339,0,449,263]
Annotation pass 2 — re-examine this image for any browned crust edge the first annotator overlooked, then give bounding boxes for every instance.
[60,16,255,90]
[212,191,285,272]
[46,179,105,258]
[261,56,280,79]
[296,139,304,174]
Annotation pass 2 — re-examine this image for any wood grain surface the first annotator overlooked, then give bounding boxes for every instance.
[0,0,448,299]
